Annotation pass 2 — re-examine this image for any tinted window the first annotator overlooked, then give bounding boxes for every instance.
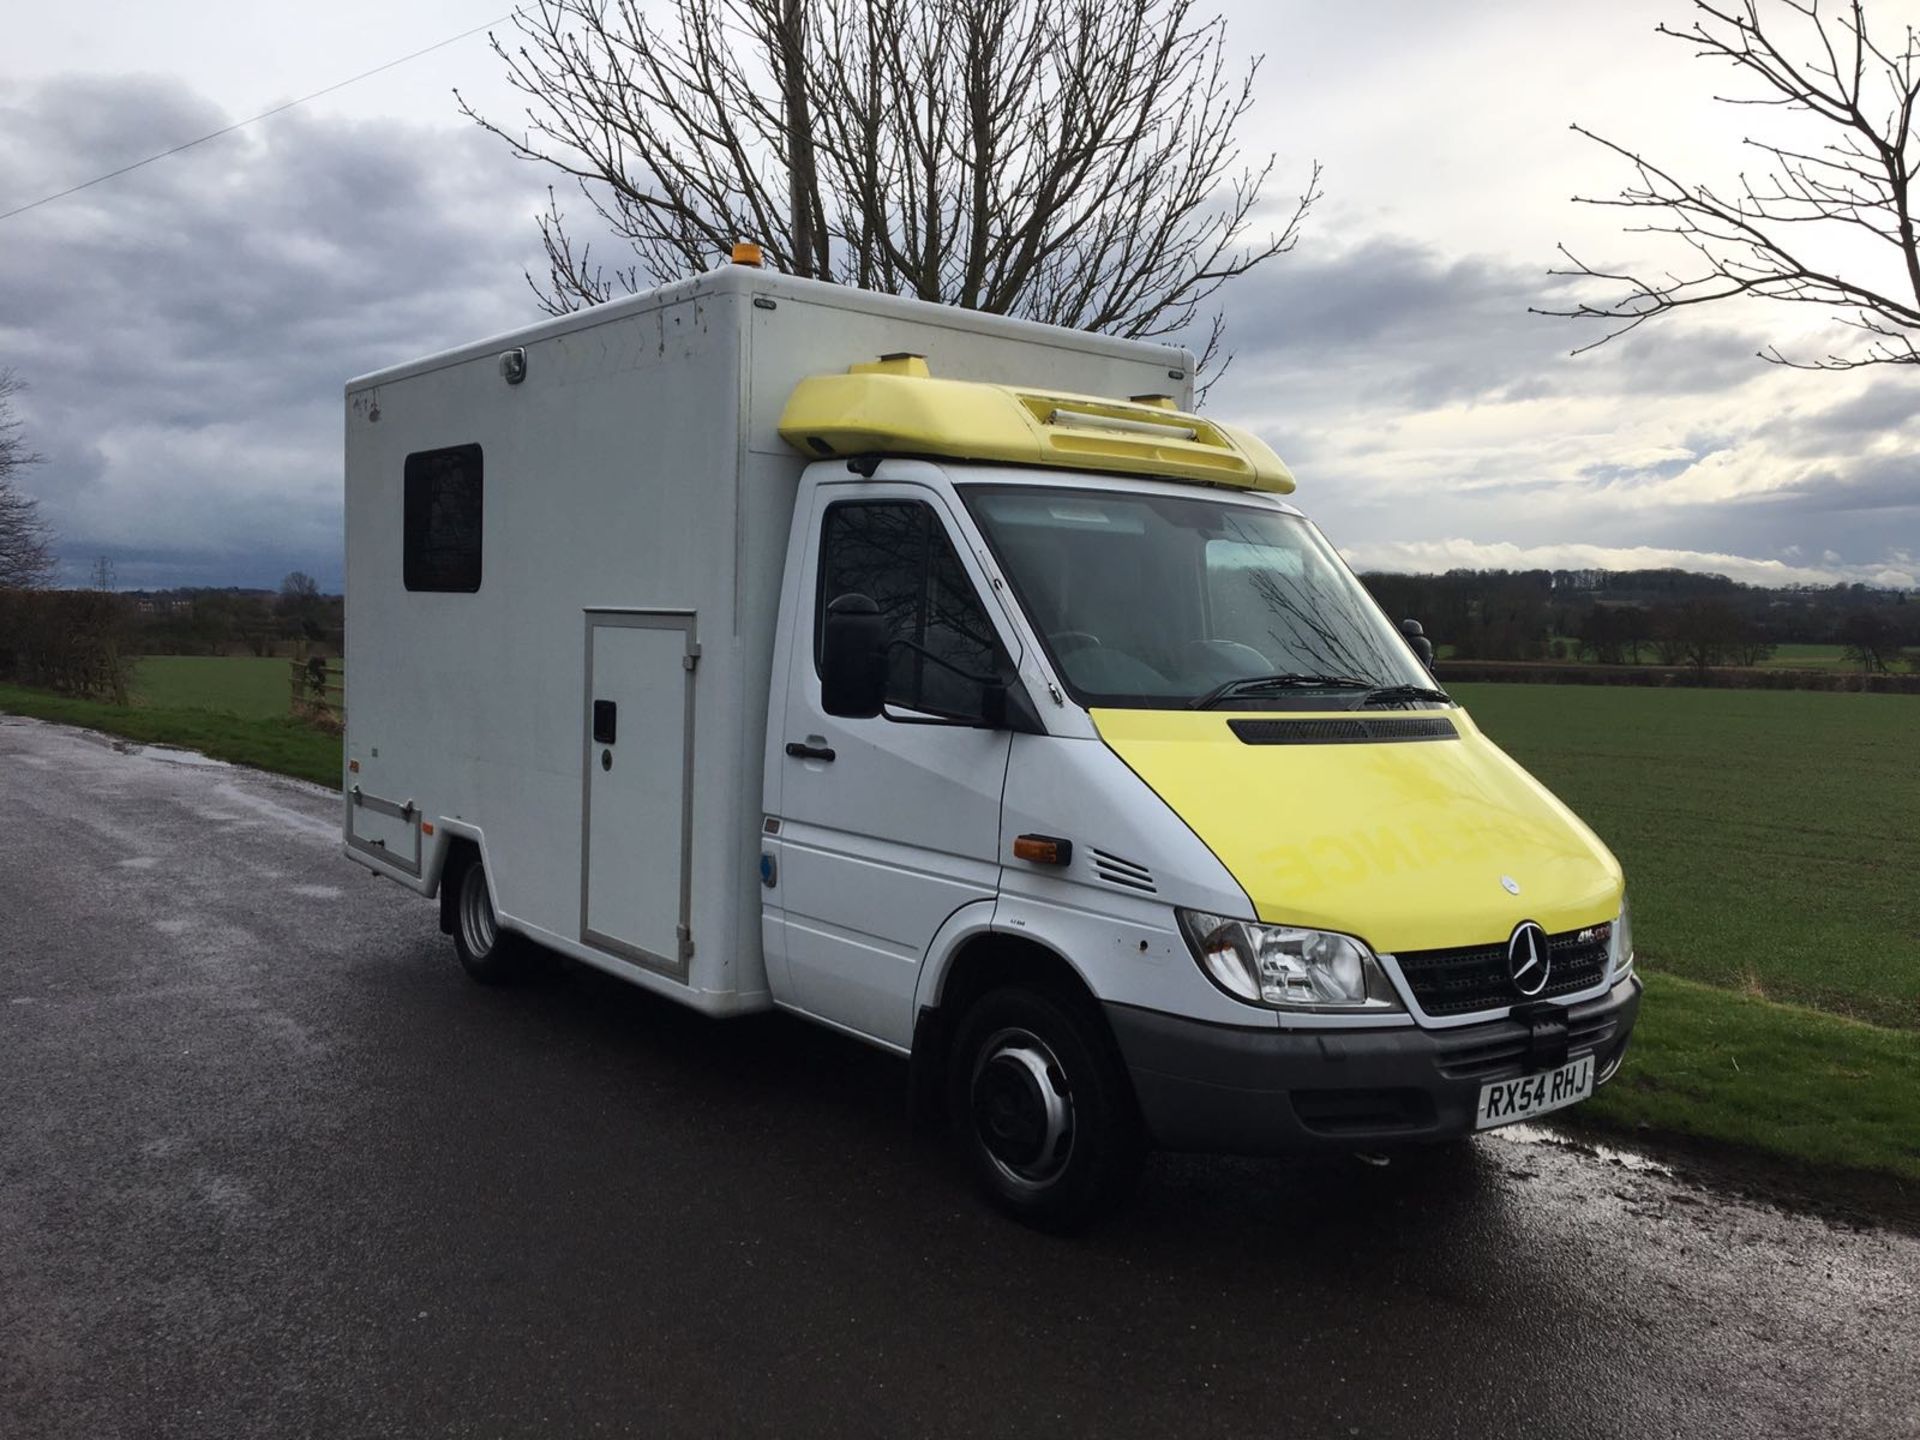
[817,501,1002,716]
[403,445,483,592]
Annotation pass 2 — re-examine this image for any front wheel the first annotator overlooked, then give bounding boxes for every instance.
[450,856,532,984]
[948,987,1144,1232]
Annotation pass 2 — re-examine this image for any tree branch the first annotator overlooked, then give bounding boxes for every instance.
[1540,0,1920,369]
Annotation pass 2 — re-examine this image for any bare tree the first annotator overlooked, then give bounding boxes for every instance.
[0,370,55,590]
[1838,608,1901,668]
[1539,1,1920,369]
[458,0,1319,375]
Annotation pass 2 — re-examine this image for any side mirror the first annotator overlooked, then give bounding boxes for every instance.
[1401,617,1435,669]
[821,593,888,718]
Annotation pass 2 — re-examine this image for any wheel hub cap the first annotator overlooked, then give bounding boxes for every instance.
[971,1029,1074,1189]
[460,869,497,957]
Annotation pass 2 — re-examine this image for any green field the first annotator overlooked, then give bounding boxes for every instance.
[1751,642,1851,671]
[131,655,295,719]
[1454,684,1919,1028]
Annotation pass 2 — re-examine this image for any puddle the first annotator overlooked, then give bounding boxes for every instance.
[1486,1122,1676,1177]
[138,745,230,769]
[101,737,230,769]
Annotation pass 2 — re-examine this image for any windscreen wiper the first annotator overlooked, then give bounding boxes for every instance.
[1359,683,1452,707]
[1189,673,1373,710]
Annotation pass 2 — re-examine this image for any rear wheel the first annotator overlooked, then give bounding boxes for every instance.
[449,855,532,984]
[948,986,1144,1232]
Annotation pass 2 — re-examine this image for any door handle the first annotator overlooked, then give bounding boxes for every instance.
[785,741,836,762]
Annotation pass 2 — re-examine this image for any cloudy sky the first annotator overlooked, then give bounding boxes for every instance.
[3,0,1916,590]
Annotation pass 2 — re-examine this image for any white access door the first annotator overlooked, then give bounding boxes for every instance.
[582,611,699,975]
[772,487,1019,1049]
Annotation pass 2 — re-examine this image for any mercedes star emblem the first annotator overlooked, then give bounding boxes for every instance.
[1507,921,1551,997]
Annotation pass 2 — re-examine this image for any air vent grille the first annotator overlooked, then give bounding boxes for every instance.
[1090,849,1156,894]
[1228,716,1458,746]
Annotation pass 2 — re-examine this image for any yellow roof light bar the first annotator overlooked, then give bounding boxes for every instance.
[1046,407,1199,442]
[778,362,1295,494]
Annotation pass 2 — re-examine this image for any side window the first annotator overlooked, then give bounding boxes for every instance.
[403,444,483,592]
[816,500,1002,715]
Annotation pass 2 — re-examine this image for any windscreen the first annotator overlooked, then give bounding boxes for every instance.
[961,486,1433,708]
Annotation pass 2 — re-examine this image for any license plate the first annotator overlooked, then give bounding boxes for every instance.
[1474,1055,1593,1130]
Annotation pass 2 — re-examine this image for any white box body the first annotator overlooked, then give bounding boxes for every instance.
[342,268,1190,1014]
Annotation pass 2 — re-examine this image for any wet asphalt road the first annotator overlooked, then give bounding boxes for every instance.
[2,715,1917,1440]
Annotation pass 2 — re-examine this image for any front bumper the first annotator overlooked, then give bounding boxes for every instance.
[1107,974,1642,1154]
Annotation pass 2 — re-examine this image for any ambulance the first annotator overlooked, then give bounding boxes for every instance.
[343,259,1640,1229]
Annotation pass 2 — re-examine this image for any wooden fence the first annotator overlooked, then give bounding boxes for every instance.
[290,656,345,721]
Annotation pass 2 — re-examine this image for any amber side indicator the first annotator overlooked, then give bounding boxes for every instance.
[1012,834,1073,866]
[421,822,435,836]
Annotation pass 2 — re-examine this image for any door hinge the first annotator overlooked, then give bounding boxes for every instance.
[683,644,701,671]
[677,923,694,959]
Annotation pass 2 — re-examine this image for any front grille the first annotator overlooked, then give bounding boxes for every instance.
[1393,924,1611,1018]
[1432,1009,1621,1080]
[1433,1029,1528,1080]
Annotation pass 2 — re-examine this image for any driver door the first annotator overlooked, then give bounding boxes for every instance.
[772,486,1019,1049]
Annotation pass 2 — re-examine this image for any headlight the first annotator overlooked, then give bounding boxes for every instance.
[1177,910,1404,1012]
[1611,893,1635,982]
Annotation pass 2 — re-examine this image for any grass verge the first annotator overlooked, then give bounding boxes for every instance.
[0,683,341,789]
[1576,971,1920,1185]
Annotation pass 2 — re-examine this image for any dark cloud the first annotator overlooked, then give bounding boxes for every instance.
[1216,235,1771,411]
[1793,377,1920,438]
[1210,233,1916,582]
[1773,452,1920,516]
[0,74,544,588]
[1752,376,1920,461]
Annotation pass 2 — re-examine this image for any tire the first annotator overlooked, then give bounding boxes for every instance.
[449,854,533,984]
[948,985,1145,1233]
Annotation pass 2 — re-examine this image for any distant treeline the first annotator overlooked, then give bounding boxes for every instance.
[119,580,343,658]
[8,568,1915,703]
[1359,567,1918,673]
[0,577,342,701]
